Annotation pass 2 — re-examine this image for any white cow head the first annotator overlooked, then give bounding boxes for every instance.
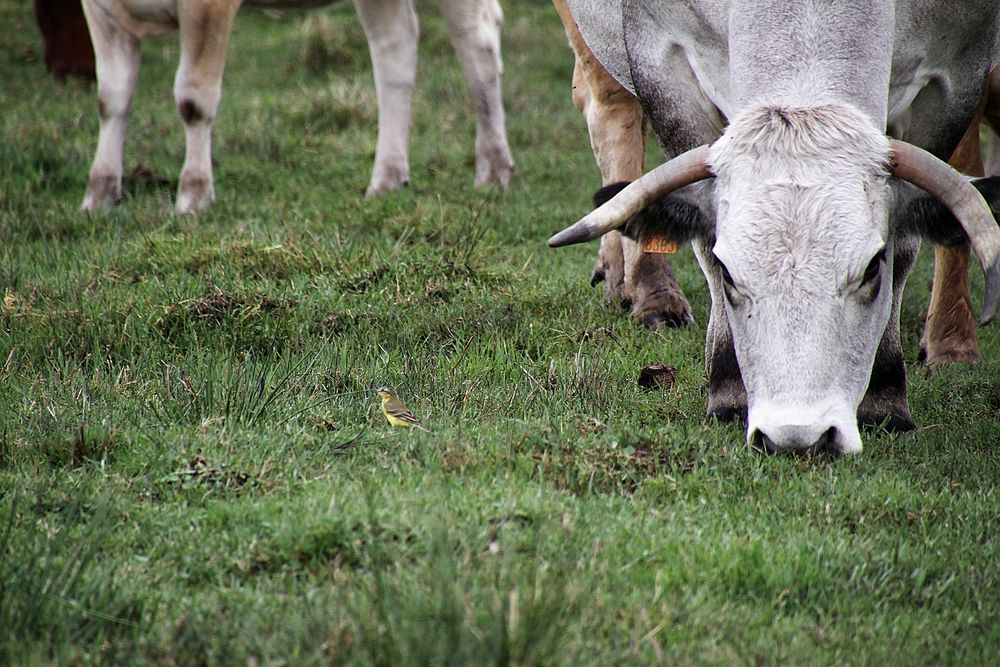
[550,102,1000,455]
[708,105,893,453]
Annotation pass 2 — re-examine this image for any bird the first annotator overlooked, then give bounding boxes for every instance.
[376,387,428,431]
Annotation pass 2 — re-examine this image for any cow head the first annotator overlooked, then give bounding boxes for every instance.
[550,102,1000,455]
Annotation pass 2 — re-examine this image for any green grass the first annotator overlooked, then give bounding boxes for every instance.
[2,0,1000,663]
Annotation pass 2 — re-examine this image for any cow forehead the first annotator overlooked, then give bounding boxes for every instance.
[708,104,891,284]
[713,182,888,290]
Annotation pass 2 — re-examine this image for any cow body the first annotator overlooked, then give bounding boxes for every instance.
[80,0,514,213]
[553,0,1000,453]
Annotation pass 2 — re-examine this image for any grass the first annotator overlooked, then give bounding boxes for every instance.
[2,0,999,663]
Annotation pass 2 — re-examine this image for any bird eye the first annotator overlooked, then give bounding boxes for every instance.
[861,249,885,286]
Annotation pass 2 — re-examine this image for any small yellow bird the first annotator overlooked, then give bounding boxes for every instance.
[376,387,428,431]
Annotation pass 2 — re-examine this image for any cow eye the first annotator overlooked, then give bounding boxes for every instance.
[861,249,885,286]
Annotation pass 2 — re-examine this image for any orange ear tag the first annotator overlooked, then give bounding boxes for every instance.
[642,235,678,254]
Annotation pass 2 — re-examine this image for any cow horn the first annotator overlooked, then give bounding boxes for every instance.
[548,144,713,248]
[890,140,1000,324]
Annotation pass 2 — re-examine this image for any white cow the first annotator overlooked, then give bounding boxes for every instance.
[80,0,515,213]
[551,0,1000,454]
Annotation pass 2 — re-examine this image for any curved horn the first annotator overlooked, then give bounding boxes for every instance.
[890,140,1000,324]
[548,144,713,248]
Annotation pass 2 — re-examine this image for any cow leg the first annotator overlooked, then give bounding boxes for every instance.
[438,0,514,190]
[857,235,920,432]
[80,0,140,210]
[693,241,747,422]
[920,99,985,365]
[354,0,419,195]
[922,245,981,364]
[172,3,239,214]
[553,0,691,328]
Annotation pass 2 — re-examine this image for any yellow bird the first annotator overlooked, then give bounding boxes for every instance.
[376,387,428,431]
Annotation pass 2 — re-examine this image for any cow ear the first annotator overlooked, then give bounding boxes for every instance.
[591,181,711,244]
[592,182,631,208]
[900,176,1000,246]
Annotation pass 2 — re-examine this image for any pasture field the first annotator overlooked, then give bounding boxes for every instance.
[2,0,1000,663]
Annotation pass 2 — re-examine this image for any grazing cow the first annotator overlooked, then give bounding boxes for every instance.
[550,0,1000,454]
[80,0,515,213]
[552,0,692,330]
[34,0,96,79]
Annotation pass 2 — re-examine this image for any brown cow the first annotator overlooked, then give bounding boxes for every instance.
[34,0,96,79]
[552,0,692,330]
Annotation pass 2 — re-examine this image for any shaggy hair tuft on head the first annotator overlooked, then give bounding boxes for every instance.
[709,103,891,182]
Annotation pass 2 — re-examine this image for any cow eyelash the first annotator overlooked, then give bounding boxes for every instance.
[861,249,886,286]
[716,258,735,288]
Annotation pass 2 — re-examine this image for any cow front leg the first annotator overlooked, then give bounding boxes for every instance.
[920,94,985,364]
[858,236,918,432]
[173,3,238,214]
[80,0,141,210]
[622,241,694,329]
[354,0,419,195]
[555,0,691,327]
[921,245,981,365]
[693,241,747,422]
[438,0,514,189]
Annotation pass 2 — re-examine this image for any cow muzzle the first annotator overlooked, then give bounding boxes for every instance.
[748,404,863,456]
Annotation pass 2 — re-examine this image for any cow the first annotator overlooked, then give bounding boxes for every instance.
[34,0,96,80]
[552,0,692,331]
[549,0,1000,455]
[79,0,515,214]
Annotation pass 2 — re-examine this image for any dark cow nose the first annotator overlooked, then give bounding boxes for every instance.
[751,426,838,456]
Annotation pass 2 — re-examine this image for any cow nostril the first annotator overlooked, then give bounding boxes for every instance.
[750,429,779,454]
[814,427,841,457]
[751,426,840,456]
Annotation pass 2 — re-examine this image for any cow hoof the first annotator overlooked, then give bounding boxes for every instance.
[590,265,606,286]
[590,262,629,306]
[366,164,410,195]
[706,403,747,424]
[176,175,215,214]
[592,260,625,304]
[919,344,982,366]
[474,150,514,191]
[628,261,692,331]
[857,411,916,433]
[81,172,121,210]
[640,310,694,330]
[633,290,693,329]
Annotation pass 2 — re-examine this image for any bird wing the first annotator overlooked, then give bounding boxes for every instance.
[385,406,421,424]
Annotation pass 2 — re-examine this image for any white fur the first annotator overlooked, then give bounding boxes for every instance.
[707,104,894,453]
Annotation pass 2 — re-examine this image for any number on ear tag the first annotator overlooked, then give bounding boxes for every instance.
[642,236,677,254]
